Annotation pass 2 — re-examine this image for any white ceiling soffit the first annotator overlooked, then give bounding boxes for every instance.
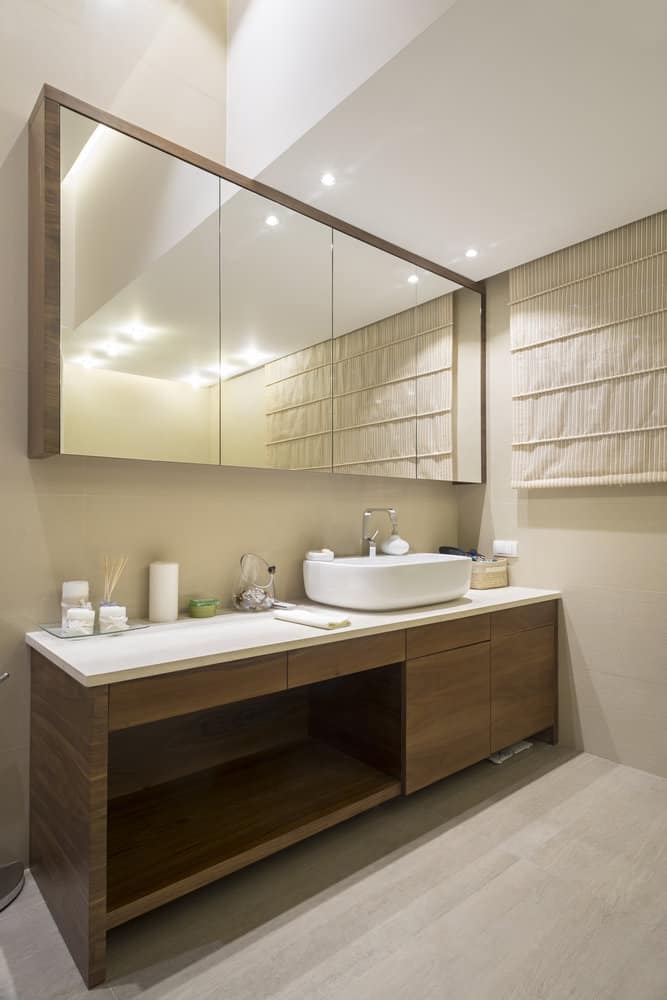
[256,0,667,280]
[225,0,458,177]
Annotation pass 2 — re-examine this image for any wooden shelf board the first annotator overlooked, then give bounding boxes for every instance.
[106,740,400,928]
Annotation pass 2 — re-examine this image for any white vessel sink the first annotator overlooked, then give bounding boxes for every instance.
[303,553,472,612]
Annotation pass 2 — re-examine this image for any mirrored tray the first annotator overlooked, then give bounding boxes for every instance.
[39,621,150,640]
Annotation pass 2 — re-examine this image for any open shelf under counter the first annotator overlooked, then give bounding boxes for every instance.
[106,739,401,928]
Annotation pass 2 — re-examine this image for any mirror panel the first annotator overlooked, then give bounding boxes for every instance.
[414,266,482,483]
[59,107,221,464]
[332,233,420,479]
[219,181,333,471]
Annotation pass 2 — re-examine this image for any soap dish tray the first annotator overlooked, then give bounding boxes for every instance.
[38,621,150,640]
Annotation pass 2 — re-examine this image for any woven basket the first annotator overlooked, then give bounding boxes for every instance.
[470,558,508,589]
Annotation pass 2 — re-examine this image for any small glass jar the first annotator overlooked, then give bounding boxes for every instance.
[232,554,276,612]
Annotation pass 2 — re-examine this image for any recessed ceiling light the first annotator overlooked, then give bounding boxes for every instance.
[126,322,150,341]
[101,339,124,357]
[265,214,279,227]
[465,248,479,258]
[408,274,419,285]
[320,172,336,187]
[184,373,206,390]
[74,355,101,369]
[208,362,242,379]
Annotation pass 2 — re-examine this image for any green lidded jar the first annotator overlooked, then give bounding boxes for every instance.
[188,598,220,618]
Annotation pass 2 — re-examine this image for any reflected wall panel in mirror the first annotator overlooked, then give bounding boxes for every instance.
[219,181,333,471]
[332,234,419,479]
[330,236,483,482]
[59,108,221,464]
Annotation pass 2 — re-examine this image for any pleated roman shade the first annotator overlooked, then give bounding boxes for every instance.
[509,210,667,487]
[264,293,454,478]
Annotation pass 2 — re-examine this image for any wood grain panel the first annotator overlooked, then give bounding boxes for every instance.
[106,740,400,927]
[405,642,491,793]
[108,653,287,730]
[308,664,403,780]
[491,600,556,640]
[288,631,405,688]
[406,614,490,659]
[108,691,309,798]
[491,624,556,751]
[30,651,108,987]
[28,95,61,457]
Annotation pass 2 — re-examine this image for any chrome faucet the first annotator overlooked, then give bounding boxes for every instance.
[360,507,399,555]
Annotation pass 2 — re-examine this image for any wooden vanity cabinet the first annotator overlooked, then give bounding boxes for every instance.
[404,642,491,793]
[29,599,558,988]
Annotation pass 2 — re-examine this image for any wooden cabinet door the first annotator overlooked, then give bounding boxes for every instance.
[491,624,556,752]
[404,642,490,794]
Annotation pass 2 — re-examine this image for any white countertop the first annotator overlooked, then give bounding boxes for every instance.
[25,587,560,687]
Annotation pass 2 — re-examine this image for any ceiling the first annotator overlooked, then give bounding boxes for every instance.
[256,0,667,281]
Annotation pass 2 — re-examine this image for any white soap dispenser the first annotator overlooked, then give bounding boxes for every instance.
[379,530,410,556]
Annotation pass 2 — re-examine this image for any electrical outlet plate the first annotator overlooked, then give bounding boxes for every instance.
[493,539,519,558]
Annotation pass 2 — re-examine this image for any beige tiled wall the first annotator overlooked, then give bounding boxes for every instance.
[459,272,667,777]
[0,2,459,864]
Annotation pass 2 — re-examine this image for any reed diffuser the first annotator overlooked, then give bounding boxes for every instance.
[102,555,128,604]
[99,555,129,632]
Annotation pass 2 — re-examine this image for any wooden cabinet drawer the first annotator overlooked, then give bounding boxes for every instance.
[405,642,491,794]
[109,654,287,731]
[288,631,405,689]
[406,614,490,659]
[491,600,556,640]
[491,624,556,751]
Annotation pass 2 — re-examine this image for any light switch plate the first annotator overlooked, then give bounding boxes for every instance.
[493,539,519,557]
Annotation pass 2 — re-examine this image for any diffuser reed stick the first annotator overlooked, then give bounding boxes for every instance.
[103,555,128,604]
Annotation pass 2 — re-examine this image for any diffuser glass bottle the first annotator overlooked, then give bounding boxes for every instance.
[99,556,129,632]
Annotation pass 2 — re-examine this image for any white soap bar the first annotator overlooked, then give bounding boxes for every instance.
[99,605,129,633]
[149,562,179,623]
[305,549,335,562]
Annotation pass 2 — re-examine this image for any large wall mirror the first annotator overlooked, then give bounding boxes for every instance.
[31,88,484,483]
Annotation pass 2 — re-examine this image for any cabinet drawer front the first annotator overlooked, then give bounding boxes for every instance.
[406,614,490,659]
[405,642,491,794]
[491,624,556,751]
[109,654,287,731]
[491,600,556,640]
[288,631,405,688]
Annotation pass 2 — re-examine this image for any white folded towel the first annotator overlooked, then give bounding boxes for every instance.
[274,608,351,630]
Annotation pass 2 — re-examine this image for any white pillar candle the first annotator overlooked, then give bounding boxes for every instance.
[149,562,179,623]
[61,580,90,627]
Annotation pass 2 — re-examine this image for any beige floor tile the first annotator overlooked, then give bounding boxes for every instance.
[4,750,667,1000]
[0,874,114,1000]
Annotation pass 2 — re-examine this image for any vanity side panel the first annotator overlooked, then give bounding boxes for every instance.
[30,651,108,987]
[29,95,61,458]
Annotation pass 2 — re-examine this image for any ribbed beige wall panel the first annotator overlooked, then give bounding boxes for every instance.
[333,458,416,479]
[417,455,453,481]
[267,433,331,470]
[266,292,453,475]
[333,417,416,466]
[265,341,332,384]
[265,365,331,412]
[266,398,332,442]
[510,211,667,301]
[510,210,667,487]
[513,312,667,397]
